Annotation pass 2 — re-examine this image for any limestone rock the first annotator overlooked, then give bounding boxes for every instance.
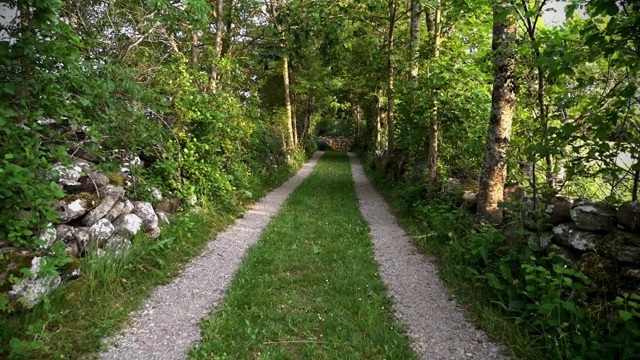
[37,223,57,249]
[55,224,79,257]
[50,163,82,187]
[570,203,617,232]
[75,220,114,252]
[621,268,640,280]
[104,234,132,256]
[82,195,120,226]
[617,201,640,232]
[133,202,159,232]
[552,223,604,251]
[8,257,61,309]
[544,195,573,226]
[599,230,640,264]
[88,219,115,247]
[113,214,143,238]
[98,185,126,199]
[55,196,97,223]
[105,200,126,222]
[78,171,110,193]
[146,227,161,240]
[577,253,617,287]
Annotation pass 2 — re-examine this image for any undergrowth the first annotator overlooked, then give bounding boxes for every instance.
[362,153,640,360]
[0,153,306,359]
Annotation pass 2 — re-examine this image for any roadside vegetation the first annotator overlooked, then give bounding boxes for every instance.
[1,161,303,359]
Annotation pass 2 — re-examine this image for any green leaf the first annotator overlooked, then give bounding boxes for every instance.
[619,310,633,322]
[562,300,576,313]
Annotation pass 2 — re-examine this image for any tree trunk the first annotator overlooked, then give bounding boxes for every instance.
[477,0,517,225]
[426,1,441,190]
[283,55,295,149]
[221,0,236,58]
[386,1,397,169]
[210,0,224,93]
[374,90,382,149]
[191,32,199,66]
[408,0,420,83]
[633,164,639,201]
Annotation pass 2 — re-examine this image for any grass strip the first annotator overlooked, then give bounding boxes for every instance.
[190,152,417,360]
[1,162,301,360]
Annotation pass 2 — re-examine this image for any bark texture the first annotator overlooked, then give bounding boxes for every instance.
[426,1,442,190]
[210,0,224,93]
[477,0,517,224]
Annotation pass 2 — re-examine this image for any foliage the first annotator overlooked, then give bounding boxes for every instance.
[367,157,640,359]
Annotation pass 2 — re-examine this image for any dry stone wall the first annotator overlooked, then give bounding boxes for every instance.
[2,152,177,308]
[317,136,353,151]
[462,192,640,291]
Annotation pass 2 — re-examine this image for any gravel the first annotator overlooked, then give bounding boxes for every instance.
[348,153,508,360]
[99,152,324,360]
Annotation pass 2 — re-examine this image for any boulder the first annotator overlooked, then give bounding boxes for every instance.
[98,185,126,199]
[599,230,640,264]
[570,203,617,232]
[577,253,617,288]
[544,195,573,226]
[37,223,57,249]
[133,202,158,232]
[55,195,98,223]
[82,194,120,226]
[104,235,132,256]
[75,219,114,252]
[552,223,605,251]
[146,227,161,240]
[105,200,126,222]
[88,219,115,247]
[617,201,640,232]
[8,257,61,309]
[72,227,90,252]
[50,163,83,187]
[55,224,79,257]
[113,214,143,238]
[77,171,110,193]
[621,268,640,280]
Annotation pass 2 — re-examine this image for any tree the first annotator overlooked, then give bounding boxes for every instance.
[477,0,517,224]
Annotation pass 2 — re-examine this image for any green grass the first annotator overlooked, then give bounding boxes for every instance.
[0,160,303,360]
[189,152,417,360]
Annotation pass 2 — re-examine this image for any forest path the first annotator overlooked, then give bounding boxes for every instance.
[98,152,324,360]
[101,151,505,360]
[349,153,507,359]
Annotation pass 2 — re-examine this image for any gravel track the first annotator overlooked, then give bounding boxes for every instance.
[348,153,508,360]
[99,152,324,360]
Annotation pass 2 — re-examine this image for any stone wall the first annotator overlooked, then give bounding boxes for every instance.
[317,136,353,151]
[2,152,179,308]
[463,192,640,291]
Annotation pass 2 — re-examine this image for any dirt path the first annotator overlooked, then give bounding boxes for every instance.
[99,152,323,360]
[349,153,508,360]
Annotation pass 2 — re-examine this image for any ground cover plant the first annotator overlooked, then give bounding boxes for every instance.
[190,152,417,359]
